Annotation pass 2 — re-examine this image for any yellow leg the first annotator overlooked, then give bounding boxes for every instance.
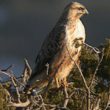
[55,77,60,88]
[62,78,68,87]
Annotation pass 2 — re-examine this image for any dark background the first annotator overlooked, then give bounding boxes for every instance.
[0,0,109,76]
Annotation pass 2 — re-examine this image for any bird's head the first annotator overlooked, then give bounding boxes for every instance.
[65,2,88,20]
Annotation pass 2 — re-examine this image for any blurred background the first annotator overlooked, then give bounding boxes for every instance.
[0,0,110,76]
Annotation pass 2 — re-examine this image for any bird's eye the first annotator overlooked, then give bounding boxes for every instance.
[78,7,84,10]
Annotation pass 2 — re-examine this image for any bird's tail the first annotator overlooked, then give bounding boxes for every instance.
[24,79,48,95]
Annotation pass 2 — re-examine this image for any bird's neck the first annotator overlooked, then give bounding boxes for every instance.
[67,18,80,27]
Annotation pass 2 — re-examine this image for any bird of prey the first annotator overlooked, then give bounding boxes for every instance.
[25,2,88,93]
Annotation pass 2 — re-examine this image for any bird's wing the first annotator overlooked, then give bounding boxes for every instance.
[29,24,66,80]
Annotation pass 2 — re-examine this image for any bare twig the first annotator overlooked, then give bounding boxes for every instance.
[92,97,101,110]
[89,49,104,88]
[66,43,105,110]
[22,59,32,84]
[0,67,22,103]
[66,45,91,110]
[66,46,88,90]
[8,99,30,107]
[45,63,49,76]
[84,43,101,54]
[63,87,69,108]
[11,77,21,102]
[39,95,47,110]
[0,60,32,108]
[0,42,107,110]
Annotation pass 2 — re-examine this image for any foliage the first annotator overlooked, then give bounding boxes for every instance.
[0,84,15,110]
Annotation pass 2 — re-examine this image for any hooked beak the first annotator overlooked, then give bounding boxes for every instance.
[84,8,89,14]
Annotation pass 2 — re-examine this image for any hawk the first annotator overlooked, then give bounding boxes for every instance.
[25,2,88,93]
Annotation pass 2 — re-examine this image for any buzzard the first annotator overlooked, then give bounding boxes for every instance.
[25,2,88,93]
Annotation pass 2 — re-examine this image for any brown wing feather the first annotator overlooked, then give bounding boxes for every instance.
[29,23,66,81]
[27,5,71,83]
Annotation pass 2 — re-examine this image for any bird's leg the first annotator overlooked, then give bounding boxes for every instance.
[55,77,60,88]
[62,78,68,87]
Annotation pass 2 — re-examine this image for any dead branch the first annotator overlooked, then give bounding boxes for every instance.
[66,44,104,110]
[45,63,49,76]
[8,99,30,107]
[92,97,101,110]
[89,49,104,88]
[0,59,32,108]
[66,45,91,110]
[39,95,47,110]
[0,43,108,110]
[63,87,79,109]
[11,77,21,102]
[63,87,69,108]
[22,59,32,84]
[84,43,100,54]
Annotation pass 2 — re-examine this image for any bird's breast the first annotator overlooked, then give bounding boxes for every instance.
[73,20,86,40]
[65,19,86,47]
[65,20,86,51]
